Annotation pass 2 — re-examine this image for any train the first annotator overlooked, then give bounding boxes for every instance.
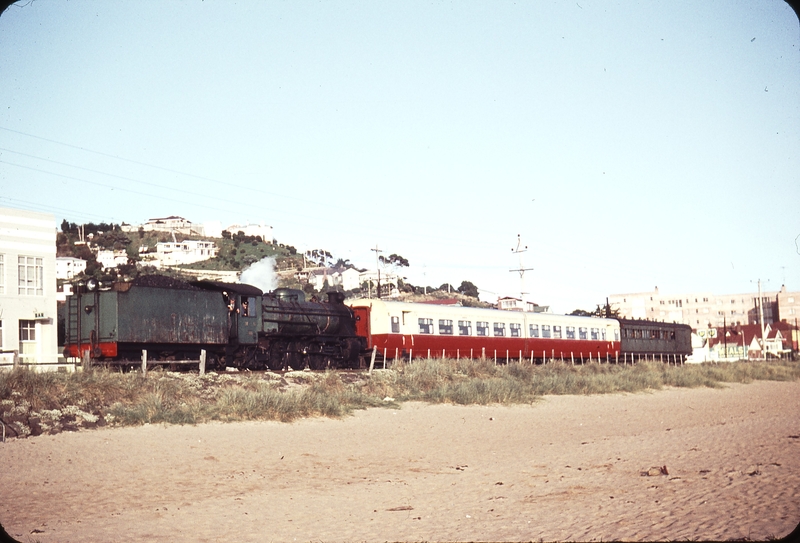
[60,277,693,370]
[348,299,692,365]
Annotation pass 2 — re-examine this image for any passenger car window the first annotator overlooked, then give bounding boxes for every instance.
[418,318,433,334]
[438,319,454,335]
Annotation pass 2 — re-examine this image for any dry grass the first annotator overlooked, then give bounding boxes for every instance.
[1,359,799,434]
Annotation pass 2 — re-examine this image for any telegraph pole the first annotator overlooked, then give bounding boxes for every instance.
[371,245,383,299]
[758,279,766,359]
[509,234,534,303]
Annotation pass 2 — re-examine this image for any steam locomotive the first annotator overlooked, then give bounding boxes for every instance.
[61,276,365,370]
[61,276,693,370]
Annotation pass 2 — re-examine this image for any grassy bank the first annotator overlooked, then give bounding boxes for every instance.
[1,359,799,437]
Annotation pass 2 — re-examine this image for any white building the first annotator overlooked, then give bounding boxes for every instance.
[0,207,63,370]
[608,286,782,329]
[341,268,362,291]
[142,216,194,234]
[141,240,219,268]
[95,249,128,270]
[496,296,548,313]
[55,256,87,279]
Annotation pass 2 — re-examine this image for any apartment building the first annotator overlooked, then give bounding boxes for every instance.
[0,207,62,369]
[608,286,787,330]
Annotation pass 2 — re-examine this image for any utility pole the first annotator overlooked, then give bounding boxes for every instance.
[509,234,534,303]
[371,245,383,299]
[757,279,766,359]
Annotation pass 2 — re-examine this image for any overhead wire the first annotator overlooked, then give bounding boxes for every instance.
[0,130,511,251]
[0,126,673,286]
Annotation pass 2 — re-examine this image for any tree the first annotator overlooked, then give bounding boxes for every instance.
[595,302,621,318]
[379,253,409,268]
[569,309,594,317]
[457,280,479,298]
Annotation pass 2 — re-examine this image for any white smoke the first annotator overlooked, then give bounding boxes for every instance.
[239,256,278,293]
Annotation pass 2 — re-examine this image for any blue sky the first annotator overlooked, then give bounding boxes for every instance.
[1,1,798,312]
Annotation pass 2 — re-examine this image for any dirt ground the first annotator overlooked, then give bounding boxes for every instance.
[2,380,799,542]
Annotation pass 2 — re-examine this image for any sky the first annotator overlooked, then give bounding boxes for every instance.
[0,0,798,313]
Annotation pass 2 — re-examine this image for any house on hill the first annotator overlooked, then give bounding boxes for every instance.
[496,296,549,313]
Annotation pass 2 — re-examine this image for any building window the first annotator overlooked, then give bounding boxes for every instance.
[476,321,489,337]
[458,320,472,336]
[19,320,36,341]
[391,316,400,333]
[0,254,4,294]
[510,323,521,337]
[438,319,453,335]
[529,324,539,338]
[553,325,562,339]
[493,323,506,337]
[418,318,433,335]
[541,325,551,338]
[18,256,44,295]
[566,326,575,339]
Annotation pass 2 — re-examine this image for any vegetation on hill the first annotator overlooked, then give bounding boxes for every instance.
[54,220,485,301]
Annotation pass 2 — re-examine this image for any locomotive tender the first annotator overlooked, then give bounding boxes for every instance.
[61,276,692,370]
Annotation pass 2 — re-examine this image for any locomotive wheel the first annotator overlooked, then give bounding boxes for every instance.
[308,355,333,371]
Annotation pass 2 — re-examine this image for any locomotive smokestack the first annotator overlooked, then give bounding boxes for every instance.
[327,292,345,304]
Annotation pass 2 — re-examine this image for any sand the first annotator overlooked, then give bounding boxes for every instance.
[2,380,799,542]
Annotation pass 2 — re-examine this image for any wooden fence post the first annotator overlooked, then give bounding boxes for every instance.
[141,349,148,376]
[369,346,377,374]
[199,349,206,376]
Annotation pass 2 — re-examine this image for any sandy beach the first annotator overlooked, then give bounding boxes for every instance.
[2,379,799,542]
